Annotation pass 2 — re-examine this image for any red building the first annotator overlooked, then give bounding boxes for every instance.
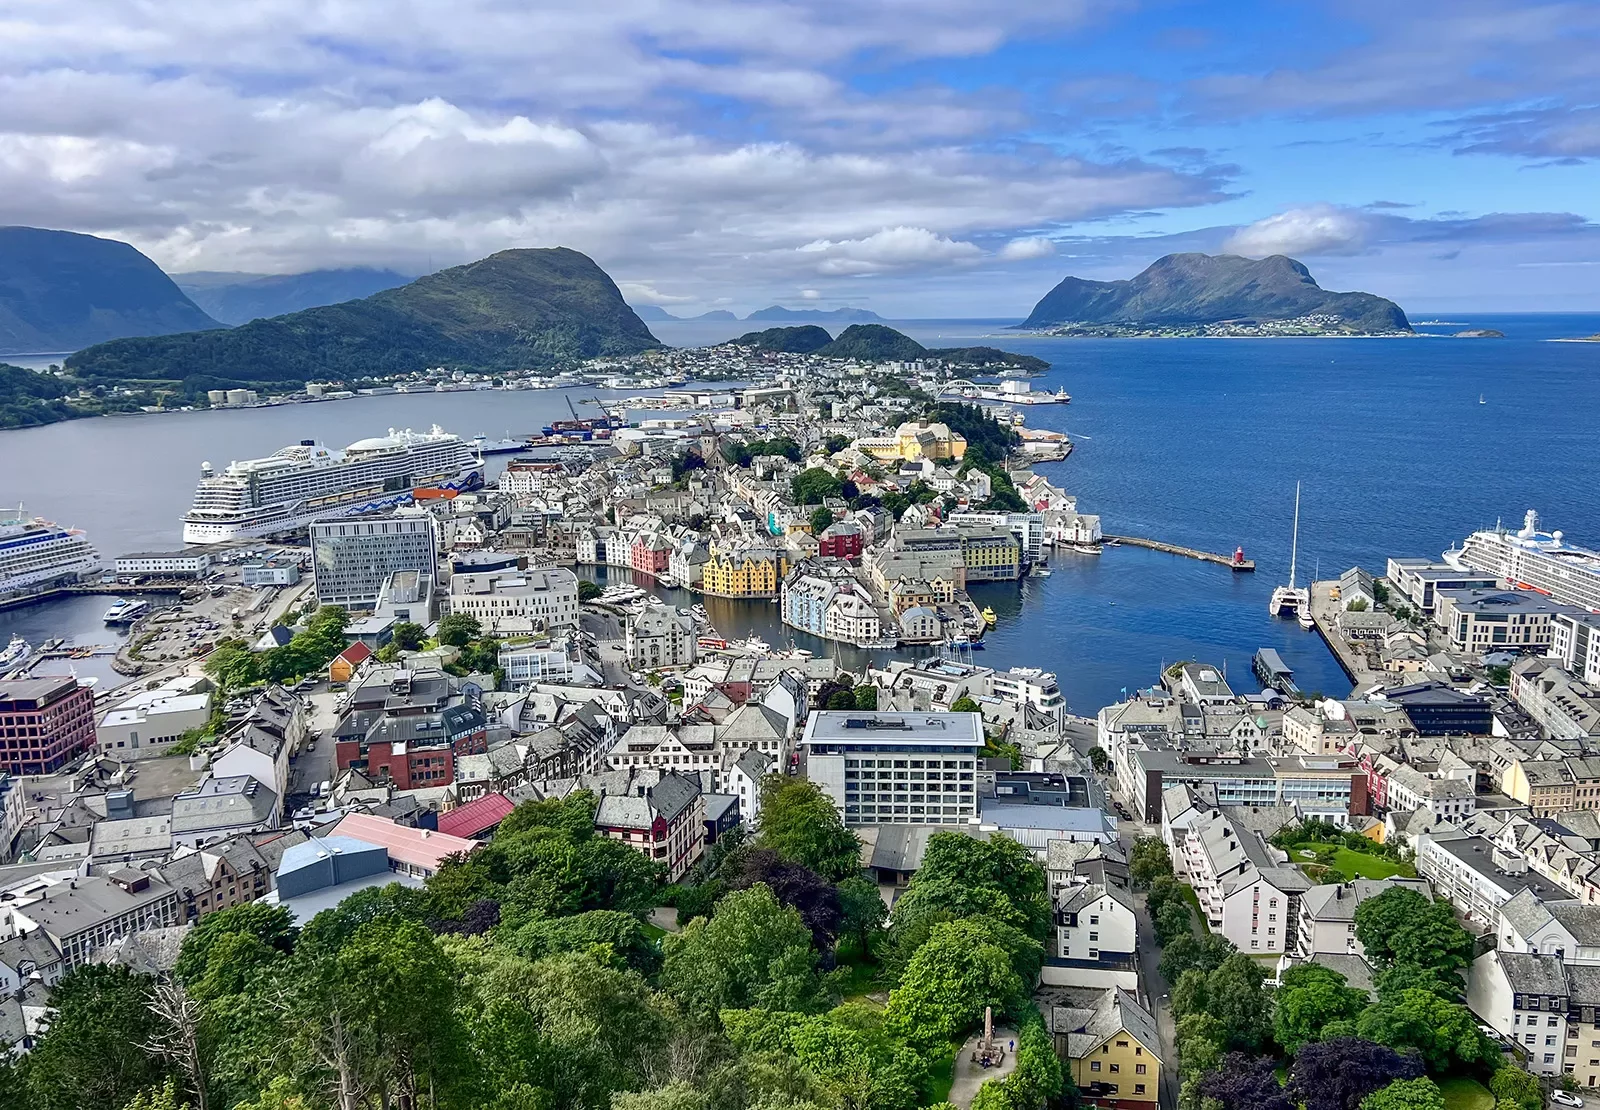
[0,676,97,775]
[337,736,453,789]
[331,668,486,788]
[817,521,864,560]
[631,533,672,576]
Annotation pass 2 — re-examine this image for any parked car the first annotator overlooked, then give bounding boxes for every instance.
[1552,1092,1584,1108]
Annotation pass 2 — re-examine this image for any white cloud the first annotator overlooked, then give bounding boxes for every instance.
[797,226,984,274]
[618,282,693,304]
[799,288,822,300]
[999,235,1057,261]
[1222,204,1372,257]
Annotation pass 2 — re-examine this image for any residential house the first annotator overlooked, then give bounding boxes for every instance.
[1046,987,1161,1110]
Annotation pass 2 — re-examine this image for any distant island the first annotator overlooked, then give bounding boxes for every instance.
[1552,333,1600,343]
[630,306,739,322]
[733,322,1048,370]
[1019,253,1412,337]
[176,267,412,325]
[745,305,884,322]
[1453,329,1504,338]
[0,226,221,354]
[67,248,661,397]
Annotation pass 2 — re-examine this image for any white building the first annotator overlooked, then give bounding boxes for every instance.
[96,679,213,760]
[799,709,984,827]
[627,604,696,670]
[1053,882,1138,963]
[1296,877,1433,959]
[1553,613,1600,687]
[448,566,579,632]
[114,550,212,578]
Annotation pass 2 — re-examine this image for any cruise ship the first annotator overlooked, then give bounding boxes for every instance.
[1446,510,1600,613]
[182,426,483,544]
[0,506,102,600]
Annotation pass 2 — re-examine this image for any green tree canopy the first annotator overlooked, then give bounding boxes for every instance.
[1362,1077,1446,1110]
[25,965,171,1110]
[792,467,844,505]
[660,884,824,1018]
[756,776,861,882]
[1355,887,1474,974]
[1274,964,1370,1054]
[437,611,483,646]
[1355,988,1498,1073]
[390,620,426,650]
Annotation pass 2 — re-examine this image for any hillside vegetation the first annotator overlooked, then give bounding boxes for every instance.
[67,248,662,396]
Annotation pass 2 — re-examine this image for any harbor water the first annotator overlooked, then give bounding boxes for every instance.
[4,312,1598,710]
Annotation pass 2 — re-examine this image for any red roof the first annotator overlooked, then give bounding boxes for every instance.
[436,792,516,839]
[331,812,477,873]
[337,641,373,665]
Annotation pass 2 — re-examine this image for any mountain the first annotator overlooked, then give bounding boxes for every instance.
[1022,253,1411,333]
[67,248,661,394]
[0,226,222,355]
[733,322,1050,370]
[745,305,884,322]
[818,323,926,361]
[630,304,678,321]
[735,325,834,353]
[176,267,412,325]
[693,310,739,321]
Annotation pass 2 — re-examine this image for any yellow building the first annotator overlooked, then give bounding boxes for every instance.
[853,420,967,463]
[959,528,1022,581]
[701,544,788,598]
[1504,758,1580,816]
[1049,987,1161,1110]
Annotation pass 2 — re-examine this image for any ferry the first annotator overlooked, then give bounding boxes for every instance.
[0,635,31,672]
[182,426,483,544]
[0,505,102,599]
[981,607,998,626]
[103,598,151,625]
[473,433,531,455]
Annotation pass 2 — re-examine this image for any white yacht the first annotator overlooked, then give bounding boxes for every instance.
[182,426,483,544]
[103,598,151,625]
[1269,482,1311,623]
[0,505,102,599]
[0,635,31,672]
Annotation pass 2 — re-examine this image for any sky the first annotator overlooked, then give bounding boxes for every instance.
[5,0,1600,316]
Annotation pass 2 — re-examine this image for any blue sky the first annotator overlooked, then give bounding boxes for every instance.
[4,0,1598,314]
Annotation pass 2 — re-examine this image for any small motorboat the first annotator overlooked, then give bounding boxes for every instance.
[981,607,997,626]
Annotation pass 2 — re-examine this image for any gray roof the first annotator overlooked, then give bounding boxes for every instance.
[14,875,178,939]
[171,776,279,834]
[1547,903,1600,945]
[1047,986,1161,1062]
[867,823,980,872]
[1298,878,1433,924]
[1498,950,1569,998]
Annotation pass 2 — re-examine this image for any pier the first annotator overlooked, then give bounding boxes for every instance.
[1306,580,1373,687]
[0,582,187,613]
[1102,535,1255,572]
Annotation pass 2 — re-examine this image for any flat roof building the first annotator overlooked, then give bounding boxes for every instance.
[801,710,984,827]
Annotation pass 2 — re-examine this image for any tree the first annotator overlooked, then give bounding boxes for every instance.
[888,833,1052,946]
[175,902,296,986]
[756,777,862,882]
[1489,1067,1543,1110]
[1198,1053,1293,1110]
[1159,931,1234,983]
[1362,1079,1445,1110]
[792,467,843,505]
[1130,837,1174,888]
[612,1084,710,1110]
[838,876,889,957]
[204,637,262,691]
[120,1081,192,1110]
[810,506,835,533]
[1354,888,1473,974]
[885,920,1025,1048]
[25,965,171,1110]
[950,695,982,715]
[1275,964,1370,1054]
[390,621,426,650]
[660,884,824,1017]
[853,685,878,710]
[1355,988,1497,1073]
[1087,745,1111,774]
[577,579,603,602]
[1287,1038,1425,1110]
[1176,1012,1228,1078]
[723,847,845,950]
[1170,954,1271,1054]
[1373,962,1464,1002]
[505,909,663,974]
[437,612,482,646]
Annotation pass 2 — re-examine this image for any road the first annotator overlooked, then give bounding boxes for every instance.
[1110,779,1181,1110]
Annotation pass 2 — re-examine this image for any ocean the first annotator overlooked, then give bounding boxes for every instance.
[4,312,1597,711]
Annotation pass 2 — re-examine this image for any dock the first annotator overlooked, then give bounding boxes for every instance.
[1103,535,1255,572]
[1252,647,1300,695]
[0,582,187,613]
[1306,579,1372,688]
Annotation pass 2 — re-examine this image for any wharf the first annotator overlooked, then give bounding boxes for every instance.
[0,582,187,613]
[1306,579,1372,687]
[1102,535,1255,572]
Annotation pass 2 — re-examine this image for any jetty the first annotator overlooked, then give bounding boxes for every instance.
[0,582,187,614]
[1103,535,1255,572]
[1306,579,1373,686]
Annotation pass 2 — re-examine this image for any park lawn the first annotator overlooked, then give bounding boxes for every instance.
[1437,1076,1494,1110]
[1290,842,1414,881]
[1181,883,1211,934]
[831,958,881,1004]
[925,1039,963,1105]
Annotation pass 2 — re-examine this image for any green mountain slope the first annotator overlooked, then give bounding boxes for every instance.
[0,363,79,428]
[0,226,221,354]
[67,248,660,391]
[1023,253,1410,332]
[176,267,412,325]
[735,325,835,353]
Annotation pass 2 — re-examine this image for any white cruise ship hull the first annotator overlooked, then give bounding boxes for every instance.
[183,465,484,544]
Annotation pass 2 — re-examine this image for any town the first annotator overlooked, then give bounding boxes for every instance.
[1,342,1599,1110]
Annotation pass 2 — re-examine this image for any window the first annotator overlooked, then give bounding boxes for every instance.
[1110,1064,1120,1073]
[1136,1064,1147,1074]
[1136,1085,1147,1095]
[1090,1062,1101,1072]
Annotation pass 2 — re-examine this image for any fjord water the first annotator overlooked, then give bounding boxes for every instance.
[3,313,1597,711]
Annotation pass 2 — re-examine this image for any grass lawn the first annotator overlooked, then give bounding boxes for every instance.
[1290,842,1415,881]
[1438,1076,1494,1110]
[640,921,668,942]
[1180,883,1211,934]
[831,958,881,1003]
[925,1039,961,1105]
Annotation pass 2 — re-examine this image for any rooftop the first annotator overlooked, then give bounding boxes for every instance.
[803,710,984,747]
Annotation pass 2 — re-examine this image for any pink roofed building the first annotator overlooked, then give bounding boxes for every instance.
[331,812,478,878]
[437,792,516,840]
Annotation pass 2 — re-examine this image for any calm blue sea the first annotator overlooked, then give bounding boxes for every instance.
[4,313,1597,710]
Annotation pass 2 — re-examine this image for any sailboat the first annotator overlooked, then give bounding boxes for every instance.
[1479,394,1486,405]
[1269,482,1312,624]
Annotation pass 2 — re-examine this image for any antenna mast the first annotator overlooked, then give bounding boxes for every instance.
[1289,481,1301,589]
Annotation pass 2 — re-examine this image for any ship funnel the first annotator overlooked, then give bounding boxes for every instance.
[200,462,213,478]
